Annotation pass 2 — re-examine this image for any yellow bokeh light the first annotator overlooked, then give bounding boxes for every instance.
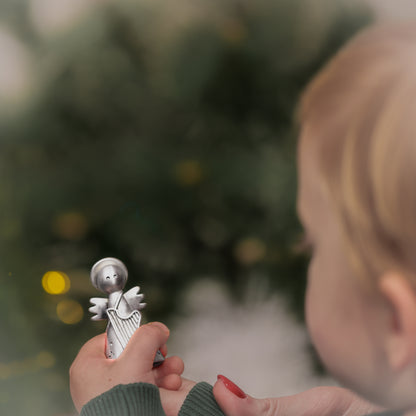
[36,351,56,369]
[42,271,70,295]
[52,211,88,241]
[0,351,56,380]
[0,363,11,380]
[174,160,203,186]
[234,237,267,265]
[56,299,84,324]
[220,19,247,45]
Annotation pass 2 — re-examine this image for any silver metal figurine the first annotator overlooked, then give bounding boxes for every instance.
[89,257,164,365]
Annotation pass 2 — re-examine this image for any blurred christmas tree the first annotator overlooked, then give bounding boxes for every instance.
[0,0,372,414]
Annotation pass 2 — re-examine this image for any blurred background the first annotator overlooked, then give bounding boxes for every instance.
[0,0,410,414]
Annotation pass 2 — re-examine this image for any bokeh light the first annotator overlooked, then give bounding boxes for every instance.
[29,0,95,38]
[41,271,70,295]
[220,18,247,45]
[52,211,88,241]
[234,237,267,265]
[0,27,34,115]
[0,351,55,380]
[174,160,203,186]
[35,351,56,369]
[56,299,84,324]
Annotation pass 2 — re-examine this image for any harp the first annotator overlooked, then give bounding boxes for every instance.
[107,308,142,349]
[106,307,164,365]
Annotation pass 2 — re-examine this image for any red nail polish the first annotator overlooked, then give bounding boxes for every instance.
[217,375,247,399]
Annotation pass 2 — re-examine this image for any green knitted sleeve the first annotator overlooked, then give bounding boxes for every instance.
[80,383,166,416]
[179,382,225,416]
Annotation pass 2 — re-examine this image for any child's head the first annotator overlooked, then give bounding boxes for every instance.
[297,23,416,410]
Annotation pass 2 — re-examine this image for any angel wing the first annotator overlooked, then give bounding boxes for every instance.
[89,297,109,320]
[124,286,146,311]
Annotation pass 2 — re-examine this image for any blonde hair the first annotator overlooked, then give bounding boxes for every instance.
[299,23,416,284]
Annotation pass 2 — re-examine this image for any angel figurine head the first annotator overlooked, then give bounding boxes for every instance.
[90,257,128,294]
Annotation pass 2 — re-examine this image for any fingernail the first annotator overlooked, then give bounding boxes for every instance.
[217,375,247,399]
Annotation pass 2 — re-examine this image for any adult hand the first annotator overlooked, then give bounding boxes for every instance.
[213,375,383,416]
[69,322,184,412]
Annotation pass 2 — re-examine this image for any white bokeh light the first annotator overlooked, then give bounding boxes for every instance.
[169,278,335,397]
[0,28,34,116]
[29,0,98,38]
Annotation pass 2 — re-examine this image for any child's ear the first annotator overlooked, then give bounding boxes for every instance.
[378,272,416,371]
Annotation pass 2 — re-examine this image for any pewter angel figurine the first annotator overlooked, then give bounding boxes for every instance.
[89,257,164,365]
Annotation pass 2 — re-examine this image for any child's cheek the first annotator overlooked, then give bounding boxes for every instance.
[305,259,321,338]
[304,256,331,355]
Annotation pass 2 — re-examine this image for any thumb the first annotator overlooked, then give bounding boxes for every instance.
[213,375,271,416]
[119,322,170,364]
